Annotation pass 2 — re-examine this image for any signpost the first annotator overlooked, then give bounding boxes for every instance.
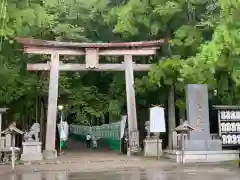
[149,106,166,160]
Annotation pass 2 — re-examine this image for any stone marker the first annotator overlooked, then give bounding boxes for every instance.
[186,84,211,139]
[185,84,222,151]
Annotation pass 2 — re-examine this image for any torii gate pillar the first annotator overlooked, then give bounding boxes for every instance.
[43,54,60,159]
[124,55,139,152]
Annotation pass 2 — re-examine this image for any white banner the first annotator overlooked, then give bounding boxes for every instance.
[120,115,127,138]
[150,106,166,132]
[58,121,69,141]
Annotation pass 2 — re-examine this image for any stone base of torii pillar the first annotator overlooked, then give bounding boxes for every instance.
[43,149,57,159]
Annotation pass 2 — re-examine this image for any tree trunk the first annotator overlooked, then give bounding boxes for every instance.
[179,108,186,125]
[168,85,176,149]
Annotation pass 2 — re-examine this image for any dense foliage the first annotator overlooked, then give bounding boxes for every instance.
[0,0,240,126]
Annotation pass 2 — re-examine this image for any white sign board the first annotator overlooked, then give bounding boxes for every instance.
[150,106,166,132]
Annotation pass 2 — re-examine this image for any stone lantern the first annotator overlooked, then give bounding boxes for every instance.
[173,121,196,164]
[1,122,24,169]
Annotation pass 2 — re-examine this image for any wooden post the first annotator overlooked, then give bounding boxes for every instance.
[11,134,15,170]
[0,114,2,140]
[0,109,7,141]
[124,55,139,153]
[40,101,45,147]
[156,132,160,160]
[43,53,60,159]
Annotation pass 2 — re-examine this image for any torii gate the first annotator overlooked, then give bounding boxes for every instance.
[16,37,165,159]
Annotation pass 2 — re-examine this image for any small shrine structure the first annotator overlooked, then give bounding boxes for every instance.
[1,122,24,169]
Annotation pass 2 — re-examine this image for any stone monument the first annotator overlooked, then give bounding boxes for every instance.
[185,84,222,151]
[164,84,239,163]
[21,123,43,161]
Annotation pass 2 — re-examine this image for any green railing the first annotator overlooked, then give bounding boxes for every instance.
[69,122,121,150]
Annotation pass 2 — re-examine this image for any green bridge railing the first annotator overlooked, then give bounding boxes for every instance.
[69,122,121,150]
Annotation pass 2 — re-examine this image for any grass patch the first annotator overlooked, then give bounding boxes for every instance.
[220,160,240,166]
[231,160,240,166]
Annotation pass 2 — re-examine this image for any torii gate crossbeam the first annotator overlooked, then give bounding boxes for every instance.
[16,37,165,159]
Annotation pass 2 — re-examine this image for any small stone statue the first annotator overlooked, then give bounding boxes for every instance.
[11,122,16,127]
[24,123,40,142]
[145,121,150,138]
[23,131,32,142]
[31,123,40,141]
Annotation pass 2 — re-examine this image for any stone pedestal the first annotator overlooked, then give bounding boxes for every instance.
[43,149,57,159]
[21,142,43,161]
[164,149,239,164]
[144,139,163,157]
[184,139,222,151]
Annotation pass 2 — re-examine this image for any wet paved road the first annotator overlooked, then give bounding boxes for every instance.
[3,166,240,180]
[1,139,240,180]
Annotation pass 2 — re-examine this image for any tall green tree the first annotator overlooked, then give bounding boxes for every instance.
[1,0,240,127]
